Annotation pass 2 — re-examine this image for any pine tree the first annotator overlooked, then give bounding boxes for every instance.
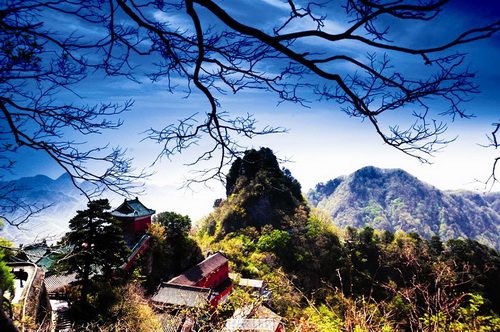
[57,199,129,303]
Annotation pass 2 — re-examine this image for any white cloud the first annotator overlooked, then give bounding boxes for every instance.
[152,10,193,33]
[260,0,290,11]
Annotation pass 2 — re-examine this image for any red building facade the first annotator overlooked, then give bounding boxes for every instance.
[111,198,155,270]
[166,252,233,307]
[111,197,155,240]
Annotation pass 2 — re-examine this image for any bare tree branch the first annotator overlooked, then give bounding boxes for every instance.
[1,0,150,225]
[1,0,498,214]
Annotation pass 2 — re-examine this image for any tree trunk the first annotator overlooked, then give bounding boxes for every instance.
[80,256,91,304]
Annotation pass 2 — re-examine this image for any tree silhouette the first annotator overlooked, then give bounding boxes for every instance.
[484,123,500,189]
[0,0,147,225]
[55,199,129,304]
[1,0,499,196]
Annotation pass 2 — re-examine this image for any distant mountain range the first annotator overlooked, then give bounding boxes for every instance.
[307,166,500,250]
[0,173,216,245]
[0,174,88,245]
[4,167,500,250]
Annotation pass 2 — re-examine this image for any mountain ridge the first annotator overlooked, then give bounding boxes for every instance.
[307,166,500,250]
[0,174,88,245]
[4,166,500,250]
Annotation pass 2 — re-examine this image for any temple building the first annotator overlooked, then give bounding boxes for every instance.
[111,197,155,242]
[152,252,233,308]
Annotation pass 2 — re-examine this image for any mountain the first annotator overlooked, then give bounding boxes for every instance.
[199,147,307,238]
[0,174,88,245]
[307,166,500,250]
[196,155,500,330]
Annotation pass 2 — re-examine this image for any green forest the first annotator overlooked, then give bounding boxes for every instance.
[307,166,500,251]
[2,148,500,331]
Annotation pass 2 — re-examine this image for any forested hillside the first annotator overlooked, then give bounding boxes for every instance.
[200,147,306,239]
[196,149,500,331]
[307,166,500,250]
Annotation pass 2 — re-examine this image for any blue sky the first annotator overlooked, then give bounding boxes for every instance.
[5,0,500,221]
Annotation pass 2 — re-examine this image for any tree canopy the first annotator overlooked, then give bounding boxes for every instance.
[145,215,202,290]
[153,211,192,237]
[55,199,129,303]
[0,221,14,296]
[0,251,14,297]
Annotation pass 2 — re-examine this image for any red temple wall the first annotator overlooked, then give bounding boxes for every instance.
[120,216,152,236]
[133,216,152,232]
[196,262,229,289]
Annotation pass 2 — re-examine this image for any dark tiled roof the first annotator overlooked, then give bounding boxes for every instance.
[44,273,78,293]
[167,252,228,286]
[152,283,212,307]
[22,244,50,263]
[111,198,155,218]
[37,255,56,272]
[37,246,73,271]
